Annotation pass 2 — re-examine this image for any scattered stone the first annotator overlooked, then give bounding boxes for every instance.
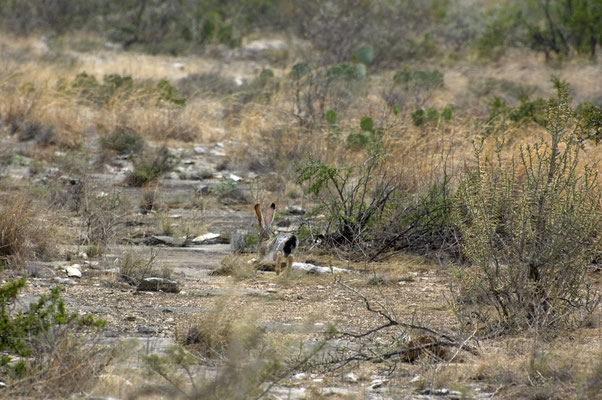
[344,372,358,382]
[228,173,242,181]
[370,379,387,389]
[420,388,461,396]
[191,233,228,245]
[165,172,180,180]
[137,326,157,334]
[54,277,75,285]
[210,148,226,157]
[292,262,355,275]
[65,265,82,278]
[137,277,181,293]
[104,41,122,51]
[197,185,212,195]
[143,235,178,246]
[287,206,306,215]
[194,147,206,155]
[172,62,186,70]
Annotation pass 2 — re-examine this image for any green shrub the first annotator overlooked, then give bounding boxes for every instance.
[346,116,382,151]
[575,102,602,143]
[100,128,145,155]
[385,67,444,111]
[454,81,602,334]
[63,72,187,107]
[296,152,398,255]
[119,249,169,286]
[126,146,177,186]
[0,278,106,382]
[288,61,366,129]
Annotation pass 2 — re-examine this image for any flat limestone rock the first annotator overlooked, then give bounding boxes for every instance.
[292,262,354,275]
[65,265,82,278]
[191,233,228,245]
[137,277,181,293]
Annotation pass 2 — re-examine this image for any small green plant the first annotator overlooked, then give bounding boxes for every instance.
[454,81,602,334]
[63,72,187,107]
[126,146,177,186]
[245,232,259,247]
[346,116,383,151]
[214,178,239,197]
[100,128,145,155]
[412,105,453,126]
[392,67,444,108]
[296,152,396,253]
[288,61,366,129]
[119,249,169,286]
[0,278,106,380]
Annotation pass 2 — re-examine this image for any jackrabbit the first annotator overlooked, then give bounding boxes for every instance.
[255,203,297,275]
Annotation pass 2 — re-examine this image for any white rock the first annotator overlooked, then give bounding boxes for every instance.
[210,149,226,157]
[194,147,206,155]
[229,173,242,181]
[292,262,355,275]
[370,379,387,389]
[65,265,82,278]
[54,277,74,285]
[192,233,221,244]
[344,372,358,382]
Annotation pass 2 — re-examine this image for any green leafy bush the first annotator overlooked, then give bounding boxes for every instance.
[412,105,453,126]
[288,61,366,129]
[126,146,177,186]
[454,82,602,334]
[384,67,444,111]
[62,72,187,107]
[100,128,145,155]
[1,278,106,383]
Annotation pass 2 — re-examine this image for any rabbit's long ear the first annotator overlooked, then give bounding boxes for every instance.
[264,203,276,228]
[254,204,263,228]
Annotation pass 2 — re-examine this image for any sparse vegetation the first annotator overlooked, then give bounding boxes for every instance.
[0,194,57,268]
[0,1,601,398]
[126,146,177,186]
[454,81,602,335]
[0,278,109,398]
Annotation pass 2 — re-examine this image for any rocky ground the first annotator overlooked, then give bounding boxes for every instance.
[1,134,507,400]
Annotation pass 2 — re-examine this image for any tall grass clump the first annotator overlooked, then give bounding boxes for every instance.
[0,195,57,267]
[454,80,602,335]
